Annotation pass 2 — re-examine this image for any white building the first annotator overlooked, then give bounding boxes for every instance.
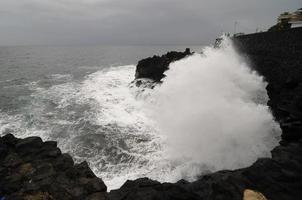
[278,8,302,27]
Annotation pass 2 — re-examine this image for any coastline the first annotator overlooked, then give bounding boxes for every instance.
[1,27,302,200]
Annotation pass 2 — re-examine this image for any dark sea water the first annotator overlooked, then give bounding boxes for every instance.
[0,43,281,190]
[0,45,202,190]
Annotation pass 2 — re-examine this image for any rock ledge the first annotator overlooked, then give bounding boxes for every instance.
[0,134,107,200]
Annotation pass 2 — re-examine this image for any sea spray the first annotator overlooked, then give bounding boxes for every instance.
[0,66,163,190]
[144,38,281,179]
[0,41,281,190]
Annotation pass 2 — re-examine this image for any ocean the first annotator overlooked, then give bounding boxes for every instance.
[0,45,202,190]
[0,42,280,190]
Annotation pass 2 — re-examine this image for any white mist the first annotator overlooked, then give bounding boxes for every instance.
[145,38,281,179]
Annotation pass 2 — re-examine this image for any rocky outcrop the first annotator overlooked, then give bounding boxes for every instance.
[0,134,107,200]
[2,133,301,200]
[109,141,302,200]
[233,27,302,142]
[135,48,192,82]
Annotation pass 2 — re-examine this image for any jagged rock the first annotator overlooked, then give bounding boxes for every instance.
[23,191,54,200]
[3,152,23,167]
[108,178,200,200]
[85,192,107,200]
[0,143,9,159]
[107,140,302,200]
[15,136,43,150]
[0,134,107,200]
[135,48,192,82]
[281,121,302,141]
[233,27,302,140]
[53,153,74,171]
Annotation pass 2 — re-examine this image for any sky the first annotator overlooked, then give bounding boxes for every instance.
[0,0,300,46]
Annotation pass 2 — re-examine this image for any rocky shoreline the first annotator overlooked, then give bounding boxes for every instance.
[1,27,302,200]
[135,48,192,82]
[0,135,107,200]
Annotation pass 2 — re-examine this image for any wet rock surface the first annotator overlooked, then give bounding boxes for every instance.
[0,134,107,200]
[108,140,302,199]
[233,27,302,143]
[135,48,192,82]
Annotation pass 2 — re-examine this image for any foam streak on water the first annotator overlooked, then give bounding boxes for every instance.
[0,39,281,190]
[0,66,165,190]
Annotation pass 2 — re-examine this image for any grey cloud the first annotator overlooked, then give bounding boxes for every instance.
[0,0,300,46]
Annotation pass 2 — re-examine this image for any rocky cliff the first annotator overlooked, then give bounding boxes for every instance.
[135,48,192,82]
[0,134,107,200]
[109,27,302,200]
[1,27,302,200]
[233,27,302,142]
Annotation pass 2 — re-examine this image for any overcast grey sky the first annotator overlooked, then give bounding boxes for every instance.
[0,0,300,46]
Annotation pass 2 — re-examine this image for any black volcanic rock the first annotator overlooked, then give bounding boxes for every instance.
[135,48,192,82]
[0,134,107,200]
[108,178,200,200]
[233,27,302,142]
[107,141,302,200]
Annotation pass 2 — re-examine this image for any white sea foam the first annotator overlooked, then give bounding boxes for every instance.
[144,38,281,178]
[77,66,164,190]
[0,38,281,191]
[0,65,165,191]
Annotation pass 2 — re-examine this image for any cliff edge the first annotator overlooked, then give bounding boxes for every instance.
[0,134,107,200]
[135,48,192,82]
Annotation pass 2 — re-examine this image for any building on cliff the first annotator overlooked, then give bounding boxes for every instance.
[278,8,302,27]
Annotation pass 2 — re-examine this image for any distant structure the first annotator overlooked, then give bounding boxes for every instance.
[269,8,302,31]
[233,32,245,37]
[278,8,302,26]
